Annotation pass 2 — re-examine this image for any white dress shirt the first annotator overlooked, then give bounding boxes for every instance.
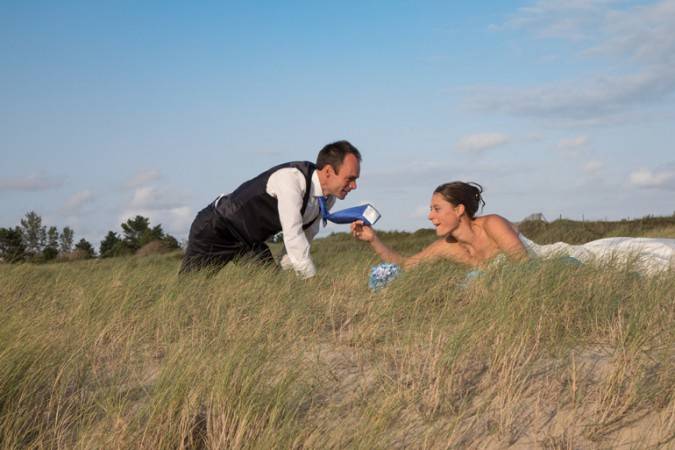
[266,168,335,278]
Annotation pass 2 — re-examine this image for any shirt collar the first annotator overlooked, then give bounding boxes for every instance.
[311,170,325,198]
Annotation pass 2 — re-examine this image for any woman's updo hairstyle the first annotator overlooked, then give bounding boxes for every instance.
[433,181,485,219]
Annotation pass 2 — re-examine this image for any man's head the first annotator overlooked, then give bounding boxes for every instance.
[316,140,361,200]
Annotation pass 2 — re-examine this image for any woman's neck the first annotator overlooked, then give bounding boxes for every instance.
[449,217,476,245]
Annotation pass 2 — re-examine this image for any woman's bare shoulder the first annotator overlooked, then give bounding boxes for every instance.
[477,214,518,233]
[476,213,511,224]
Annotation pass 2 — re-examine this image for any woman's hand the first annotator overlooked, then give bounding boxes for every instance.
[351,220,376,242]
[351,220,403,265]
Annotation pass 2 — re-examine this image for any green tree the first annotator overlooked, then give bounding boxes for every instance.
[99,231,123,258]
[162,234,181,250]
[20,211,46,257]
[59,227,74,254]
[101,218,179,257]
[43,226,59,261]
[121,215,164,251]
[42,247,58,261]
[75,238,95,259]
[0,227,26,263]
[47,226,59,248]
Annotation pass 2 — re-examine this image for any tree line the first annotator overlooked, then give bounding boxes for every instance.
[0,211,180,263]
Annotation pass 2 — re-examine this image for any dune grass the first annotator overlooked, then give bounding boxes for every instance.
[1,225,674,449]
[517,215,675,244]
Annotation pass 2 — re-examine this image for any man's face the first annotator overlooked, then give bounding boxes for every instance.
[322,153,360,200]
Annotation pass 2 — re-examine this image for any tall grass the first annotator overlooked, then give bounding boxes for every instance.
[517,215,675,244]
[1,224,674,449]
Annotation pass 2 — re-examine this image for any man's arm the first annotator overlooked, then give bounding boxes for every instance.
[280,212,321,271]
[267,168,317,278]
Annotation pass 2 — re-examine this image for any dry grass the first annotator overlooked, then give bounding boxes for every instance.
[1,227,674,449]
[136,240,174,257]
[517,215,675,244]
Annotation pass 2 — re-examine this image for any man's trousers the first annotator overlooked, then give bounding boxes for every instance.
[179,204,274,274]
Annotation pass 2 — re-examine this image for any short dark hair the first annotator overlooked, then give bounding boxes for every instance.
[316,140,362,172]
[434,181,485,219]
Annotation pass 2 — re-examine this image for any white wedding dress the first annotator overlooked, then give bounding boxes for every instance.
[518,235,675,275]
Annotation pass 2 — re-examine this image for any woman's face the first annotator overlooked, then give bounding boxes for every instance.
[428,193,461,236]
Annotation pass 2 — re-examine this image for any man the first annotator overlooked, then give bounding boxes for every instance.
[180,140,361,278]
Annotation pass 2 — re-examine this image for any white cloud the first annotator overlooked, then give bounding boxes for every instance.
[63,190,95,213]
[165,206,193,235]
[468,68,675,122]
[120,184,193,237]
[128,186,185,210]
[582,160,603,174]
[558,135,588,154]
[628,166,675,189]
[473,0,675,124]
[503,0,619,41]
[0,173,64,192]
[584,0,675,65]
[456,133,510,152]
[130,186,156,209]
[125,169,161,188]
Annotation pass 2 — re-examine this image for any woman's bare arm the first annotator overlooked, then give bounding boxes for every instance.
[351,221,473,269]
[403,238,473,269]
[351,221,404,264]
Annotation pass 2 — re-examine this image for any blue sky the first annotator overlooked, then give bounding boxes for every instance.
[2,0,674,247]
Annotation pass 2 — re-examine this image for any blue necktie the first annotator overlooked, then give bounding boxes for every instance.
[318,196,329,226]
[317,198,381,226]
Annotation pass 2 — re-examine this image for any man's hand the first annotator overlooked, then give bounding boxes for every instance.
[351,220,376,242]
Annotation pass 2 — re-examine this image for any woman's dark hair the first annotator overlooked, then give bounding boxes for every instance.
[433,181,485,219]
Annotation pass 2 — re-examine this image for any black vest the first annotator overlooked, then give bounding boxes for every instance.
[214,161,317,245]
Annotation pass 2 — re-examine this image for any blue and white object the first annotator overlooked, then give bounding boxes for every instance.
[368,263,401,291]
[459,268,483,289]
[327,204,381,226]
[319,197,381,226]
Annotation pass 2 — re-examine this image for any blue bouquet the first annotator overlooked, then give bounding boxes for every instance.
[459,268,483,289]
[368,263,401,291]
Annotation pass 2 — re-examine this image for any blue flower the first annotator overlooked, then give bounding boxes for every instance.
[368,263,401,291]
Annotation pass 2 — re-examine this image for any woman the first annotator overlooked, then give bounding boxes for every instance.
[352,182,527,269]
[352,181,675,278]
